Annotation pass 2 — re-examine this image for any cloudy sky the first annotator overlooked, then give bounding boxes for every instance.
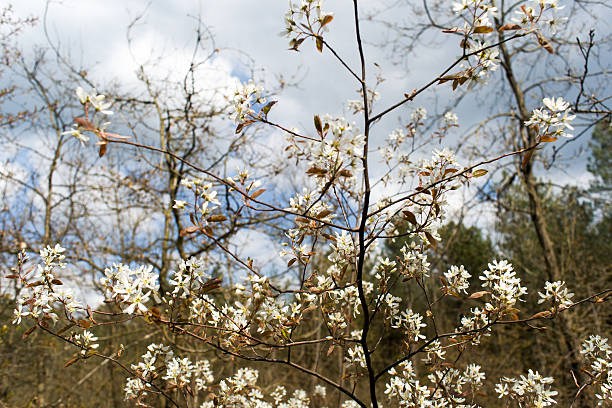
[6,0,610,266]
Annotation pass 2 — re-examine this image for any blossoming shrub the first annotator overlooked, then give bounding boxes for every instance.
[7,1,611,407]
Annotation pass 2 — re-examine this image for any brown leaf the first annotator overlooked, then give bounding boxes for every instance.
[439,73,462,83]
[73,117,94,129]
[250,188,266,200]
[98,143,107,158]
[327,344,335,356]
[235,119,255,134]
[337,169,353,178]
[287,258,297,267]
[315,209,334,219]
[540,135,558,143]
[51,279,63,285]
[306,166,327,176]
[87,305,96,323]
[402,210,417,226]
[57,322,75,335]
[499,23,522,31]
[207,214,228,222]
[22,325,37,340]
[473,26,494,34]
[315,36,324,53]
[5,274,18,279]
[64,356,80,368]
[314,115,323,135]
[469,291,490,299]
[472,169,488,177]
[289,37,305,51]
[77,319,92,329]
[201,278,222,293]
[321,233,336,241]
[321,14,334,27]
[424,231,438,249]
[530,310,552,319]
[536,32,554,54]
[180,226,199,237]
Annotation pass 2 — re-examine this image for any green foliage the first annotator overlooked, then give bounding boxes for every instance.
[588,117,612,195]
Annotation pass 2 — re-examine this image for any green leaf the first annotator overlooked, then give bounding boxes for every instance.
[262,100,277,116]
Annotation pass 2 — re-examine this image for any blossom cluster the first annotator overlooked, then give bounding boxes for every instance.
[12,245,82,325]
[442,264,472,295]
[580,335,612,405]
[380,107,426,170]
[391,308,427,343]
[525,96,576,139]
[100,263,159,314]
[177,177,223,226]
[452,0,567,34]
[124,343,214,403]
[231,79,266,124]
[287,115,365,191]
[347,88,380,114]
[495,369,558,407]
[537,280,574,310]
[62,87,114,144]
[128,351,329,408]
[479,260,527,314]
[512,0,568,33]
[283,0,334,51]
[399,242,431,280]
[76,86,113,114]
[168,256,213,298]
[74,330,99,356]
[452,0,498,32]
[380,110,460,185]
[385,360,486,407]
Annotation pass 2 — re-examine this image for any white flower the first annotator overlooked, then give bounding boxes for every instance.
[443,111,459,126]
[173,200,187,209]
[525,96,576,138]
[76,86,88,104]
[12,304,29,325]
[537,280,574,308]
[313,384,327,397]
[479,260,527,313]
[75,87,113,115]
[444,264,472,294]
[392,308,427,342]
[231,79,266,124]
[345,346,367,369]
[496,370,558,407]
[62,125,90,144]
[411,107,427,122]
